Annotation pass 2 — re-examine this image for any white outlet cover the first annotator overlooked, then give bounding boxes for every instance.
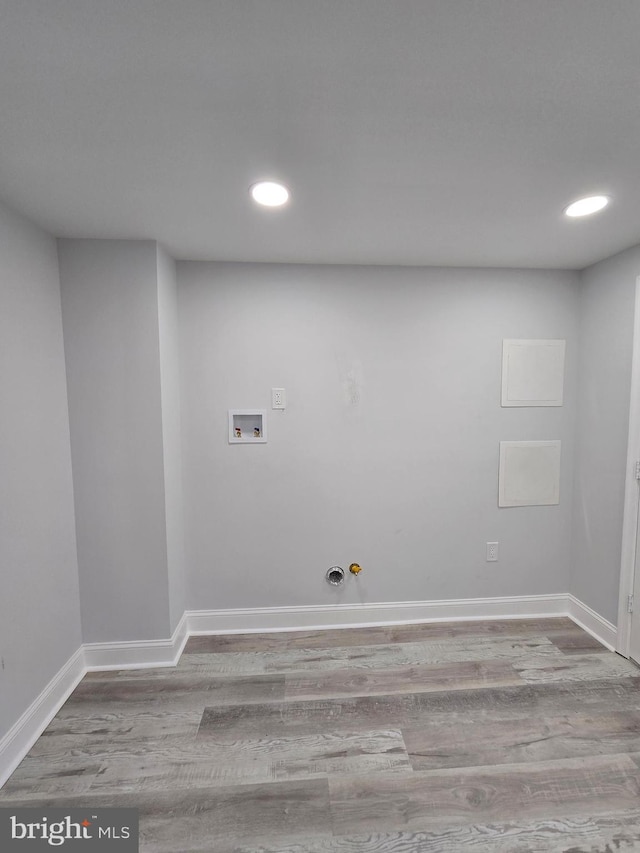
[271,388,286,409]
[502,340,565,407]
[486,542,499,561]
[499,440,561,507]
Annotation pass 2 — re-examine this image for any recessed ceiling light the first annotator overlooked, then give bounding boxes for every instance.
[250,181,290,207]
[564,195,610,217]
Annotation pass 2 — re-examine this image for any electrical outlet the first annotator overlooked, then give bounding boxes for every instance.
[272,388,286,409]
[486,541,499,562]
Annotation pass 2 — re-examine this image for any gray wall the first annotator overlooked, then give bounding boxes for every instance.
[178,262,580,610]
[157,245,186,632]
[58,240,171,643]
[0,201,81,738]
[1,206,634,748]
[572,246,640,623]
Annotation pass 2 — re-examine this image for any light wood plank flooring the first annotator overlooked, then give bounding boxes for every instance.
[2,617,640,851]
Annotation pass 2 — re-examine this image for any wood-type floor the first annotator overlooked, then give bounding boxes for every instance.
[2,617,640,851]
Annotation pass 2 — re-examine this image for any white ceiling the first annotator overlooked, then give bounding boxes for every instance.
[1,0,640,269]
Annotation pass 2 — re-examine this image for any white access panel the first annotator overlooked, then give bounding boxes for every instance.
[502,339,565,406]
[499,440,561,507]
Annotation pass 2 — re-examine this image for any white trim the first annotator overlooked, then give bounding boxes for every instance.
[187,594,617,649]
[567,594,617,651]
[617,275,640,657]
[83,611,189,671]
[187,594,569,635]
[0,647,86,789]
[0,614,189,789]
[0,597,618,791]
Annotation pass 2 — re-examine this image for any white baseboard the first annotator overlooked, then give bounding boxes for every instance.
[567,594,617,651]
[0,594,619,792]
[1,614,189,788]
[0,647,86,789]
[186,593,570,635]
[187,594,618,651]
[83,612,189,671]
